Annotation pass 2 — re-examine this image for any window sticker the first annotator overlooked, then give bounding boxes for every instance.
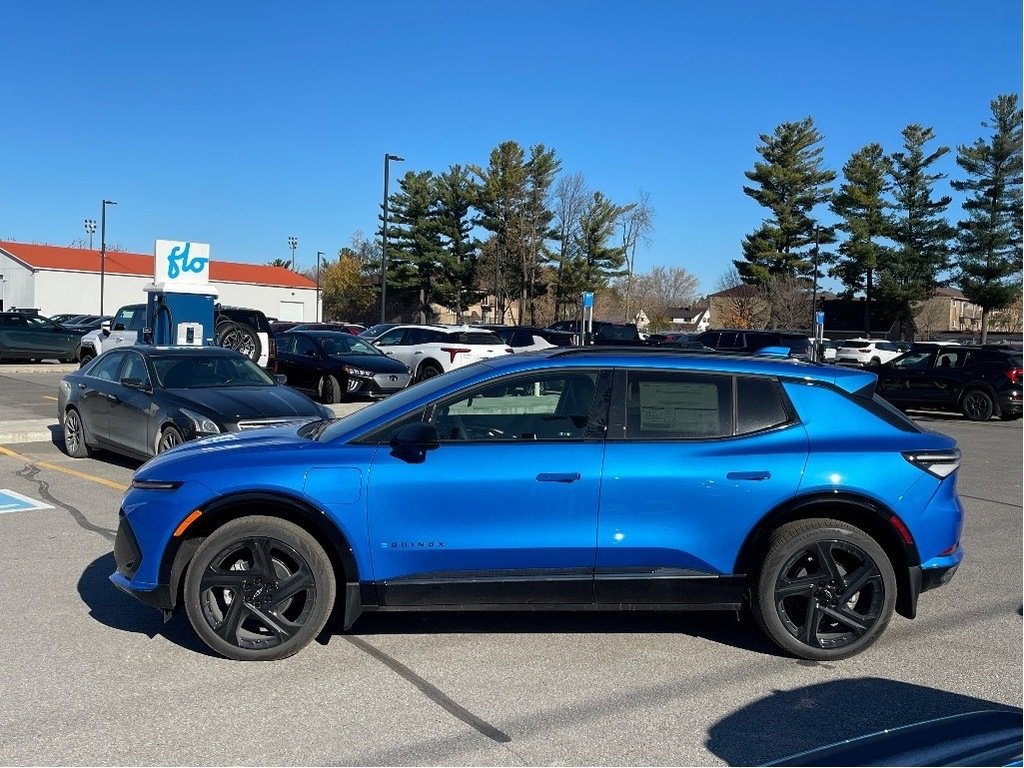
[639,381,719,433]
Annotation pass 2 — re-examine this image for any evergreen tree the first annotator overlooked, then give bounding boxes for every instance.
[433,164,481,321]
[736,117,836,284]
[575,192,629,289]
[472,142,529,322]
[952,94,1023,342]
[882,124,957,336]
[521,145,561,325]
[386,170,444,323]
[830,143,894,333]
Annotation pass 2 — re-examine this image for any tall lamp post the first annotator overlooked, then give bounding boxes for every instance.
[380,152,404,323]
[315,250,324,322]
[288,236,298,270]
[100,200,117,315]
[84,219,96,250]
[811,225,821,361]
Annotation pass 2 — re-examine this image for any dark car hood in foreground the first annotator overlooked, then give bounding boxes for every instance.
[166,385,323,421]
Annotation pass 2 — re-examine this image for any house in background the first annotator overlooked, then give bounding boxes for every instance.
[667,304,711,333]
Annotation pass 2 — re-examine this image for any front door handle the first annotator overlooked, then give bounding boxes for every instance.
[727,470,770,481]
[536,472,581,483]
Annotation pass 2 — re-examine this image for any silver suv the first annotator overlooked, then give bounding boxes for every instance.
[77,304,146,364]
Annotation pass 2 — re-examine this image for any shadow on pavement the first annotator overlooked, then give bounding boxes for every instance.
[706,677,1021,765]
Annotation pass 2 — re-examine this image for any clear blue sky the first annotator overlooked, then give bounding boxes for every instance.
[2,1,1020,296]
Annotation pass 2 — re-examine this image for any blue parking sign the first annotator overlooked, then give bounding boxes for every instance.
[582,292,594,309]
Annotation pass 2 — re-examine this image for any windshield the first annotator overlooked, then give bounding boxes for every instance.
[153,355,275,388]
[320,335,383,357]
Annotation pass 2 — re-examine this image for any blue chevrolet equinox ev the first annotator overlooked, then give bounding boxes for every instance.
[111,348,964,661]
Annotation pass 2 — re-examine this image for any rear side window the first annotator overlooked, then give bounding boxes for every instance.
[625,371,732,439]
[737,377,790,434]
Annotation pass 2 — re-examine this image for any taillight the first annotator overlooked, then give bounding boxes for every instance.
[1008,367,1022,385]
[440,346,471,363]
[902,448,961,478]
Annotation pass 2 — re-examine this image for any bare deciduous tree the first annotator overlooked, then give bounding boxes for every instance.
[619,192,655,321]
[758,274,814,331]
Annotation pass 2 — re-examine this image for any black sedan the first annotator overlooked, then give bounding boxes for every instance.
[58,346,333,460]
[274,330,412,403]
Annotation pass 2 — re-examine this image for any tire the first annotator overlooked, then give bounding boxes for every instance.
[183,516,336,661]
[869,357,881,365]
[416,361,443,383]
[961,389,994,421]
[752,518,896,661]
[318,374,342,404]
[217,321,262,364]
[63,407,93,458]
[78,351,95,367]
[157,425,185,454]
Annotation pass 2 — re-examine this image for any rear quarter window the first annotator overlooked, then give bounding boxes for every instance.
[737,377,791,434]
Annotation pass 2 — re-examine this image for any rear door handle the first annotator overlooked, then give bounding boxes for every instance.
[536,472,581,483]
[727,470,770,481]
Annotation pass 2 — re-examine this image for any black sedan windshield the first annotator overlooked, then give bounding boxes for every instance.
[152,354,275,388]
[319,336,382,357]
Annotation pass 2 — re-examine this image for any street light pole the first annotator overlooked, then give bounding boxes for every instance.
[811,225,821,361]
[316,250,324,322]
[84,219,96,250]
[100,200,117,315]
[380,152,404,324]
[288,236,298,270]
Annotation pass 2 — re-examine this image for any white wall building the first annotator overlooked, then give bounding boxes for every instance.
[0,241,319,321]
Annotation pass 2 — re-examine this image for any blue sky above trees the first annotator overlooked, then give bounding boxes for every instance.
[1,0,1019,294]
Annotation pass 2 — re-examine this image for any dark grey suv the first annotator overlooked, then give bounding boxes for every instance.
[693,330,812,359]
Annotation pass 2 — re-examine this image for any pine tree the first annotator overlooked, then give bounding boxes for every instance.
[575,192,629,289]
[883,125,957,337]
[952,94,1023,342]
[830,143,894,333]
[433,164,481,321]
[387,170,444,323]
[736,117,836,284]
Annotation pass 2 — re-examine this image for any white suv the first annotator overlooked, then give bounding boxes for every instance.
[835,338,903,366]
[77,304,147,364]
[373,324,513,381]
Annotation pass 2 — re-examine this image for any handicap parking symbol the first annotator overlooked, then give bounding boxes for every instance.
[0,489,54,514]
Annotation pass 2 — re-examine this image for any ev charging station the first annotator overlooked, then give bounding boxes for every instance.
[143,240,218,346]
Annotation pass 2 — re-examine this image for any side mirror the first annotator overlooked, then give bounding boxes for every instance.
[121,377,150,392]
[101,320,112,335]
[113,322,127,331]
[274,373,288,385]
[389,422,439,464]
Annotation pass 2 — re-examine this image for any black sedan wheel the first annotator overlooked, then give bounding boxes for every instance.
[318,374,342,404]
[63,407,93,458]
[183,516,336,661]
[157,425,184,454]
[753,518,895,661]
[961,389,994,421]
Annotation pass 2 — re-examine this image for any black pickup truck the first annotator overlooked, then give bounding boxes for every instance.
[545,320,650,346]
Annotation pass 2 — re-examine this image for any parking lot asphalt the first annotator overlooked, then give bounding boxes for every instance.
[1,365,1021,765]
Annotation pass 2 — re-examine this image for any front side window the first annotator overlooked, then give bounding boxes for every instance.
[431,371,602,441]
[90,351,128,381]
[374,329,408,347]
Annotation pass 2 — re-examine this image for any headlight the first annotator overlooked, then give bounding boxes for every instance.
[131,479,182,490]
[343,365,374,378]
[59,380,71,396]
[179,408,221,435]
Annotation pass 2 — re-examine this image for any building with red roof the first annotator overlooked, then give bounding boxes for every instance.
[0,241,318,321]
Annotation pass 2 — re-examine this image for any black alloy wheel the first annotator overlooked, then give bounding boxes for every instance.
[157,425,184,454]
[753,518,895,661]
[961,389,994,421]
[318,374,342,404]
[416,361,443,383]
[217,321,262,363]
[63,407,93,458]
[183,516,336,661]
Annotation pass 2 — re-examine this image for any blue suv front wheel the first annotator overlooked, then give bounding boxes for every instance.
[182,516,337,661]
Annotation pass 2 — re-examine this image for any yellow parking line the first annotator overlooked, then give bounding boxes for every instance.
[0,445,129,491]
[43,395,57,401]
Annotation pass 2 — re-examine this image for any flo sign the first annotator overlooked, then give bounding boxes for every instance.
[154,240,210,286]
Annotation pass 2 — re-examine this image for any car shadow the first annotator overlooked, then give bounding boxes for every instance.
[329,607,784,657]
[706,677,1022,765]
[77,553,215,657]
[49,424,145,470]
[78,550,783,658]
